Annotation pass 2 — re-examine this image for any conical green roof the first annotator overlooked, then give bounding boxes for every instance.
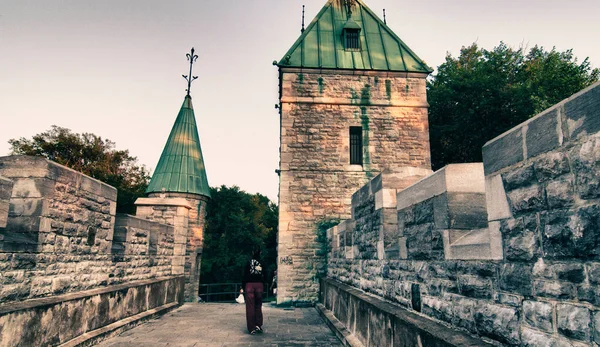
[146,95,210,198]
[278,0,432,73]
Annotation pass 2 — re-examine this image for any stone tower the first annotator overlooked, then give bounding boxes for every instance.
[135,94,211,302]
[275,0,432,303]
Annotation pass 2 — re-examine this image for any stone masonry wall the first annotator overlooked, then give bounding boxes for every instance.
[278,67,431,303]
[139,192,208,302]
[325,83,600,346]
[0,156,181,305]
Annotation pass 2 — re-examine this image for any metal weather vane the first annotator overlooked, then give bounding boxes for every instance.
[182,47,198,96]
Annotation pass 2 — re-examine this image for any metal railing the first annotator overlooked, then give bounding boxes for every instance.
[198,283,272,303]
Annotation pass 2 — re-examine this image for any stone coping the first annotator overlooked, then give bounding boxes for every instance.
[134,197,193,209]
[278,67,429,78]
[115,213,174,231]
[0,155,118,201]
[482,81,600,175]
[280,96,429,108]
[396,163,485,210]
[0,276,184,315]
[321,278,494,347]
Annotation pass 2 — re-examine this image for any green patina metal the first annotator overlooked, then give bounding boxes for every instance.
[385,79,392,100]
[277,0,432,73]
[146,95,211,197]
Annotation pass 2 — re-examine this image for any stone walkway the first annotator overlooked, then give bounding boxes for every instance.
[95,303,343,347]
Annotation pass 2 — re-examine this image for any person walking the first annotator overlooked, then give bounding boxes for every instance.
[242,247,265,335]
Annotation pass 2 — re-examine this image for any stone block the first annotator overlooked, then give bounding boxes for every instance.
[457,275,492,299]
[501,216,540,262]
[396,163,485,210]
[485,175,512,221]
[447,192,488,229]
[500,263,533,296]
[494,292,522,307]
[534,280,575,300]
[9,198,49,217]
[520,327,555,347]
[506,184,547,215]
[534,152,571,182]
[552,263,586,284]
[577,285,599,306]
[574,205,600,259]
[374,189,396,210]
[556,304,592,341]
[473,303,520,345]
[526,107,562,158]
[540,210,576,259]
[545,179,575,209]
[503,164,536,190]
[482,126,524,175]
[523,300,554,333]
[570,134,600,200]
[588,263,600,285]
[564,82,600,140]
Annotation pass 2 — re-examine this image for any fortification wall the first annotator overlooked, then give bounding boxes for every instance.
[0,156,186,346]
[278,68,431,303]
[323,82,600,346]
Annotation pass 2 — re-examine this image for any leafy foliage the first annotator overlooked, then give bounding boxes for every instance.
[428,42,599,170]
[8,125,150,213]
[200,185,278,285]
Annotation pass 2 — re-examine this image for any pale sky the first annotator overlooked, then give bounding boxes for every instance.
[1,0,598,202]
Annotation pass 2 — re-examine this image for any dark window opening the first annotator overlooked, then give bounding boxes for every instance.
[350,127,363,165]
[344,30,360,50]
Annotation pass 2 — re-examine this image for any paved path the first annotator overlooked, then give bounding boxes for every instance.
[96,303,343,347]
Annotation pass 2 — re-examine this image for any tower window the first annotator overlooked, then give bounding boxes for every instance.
[349,127,362,165]
[344,29,360,50]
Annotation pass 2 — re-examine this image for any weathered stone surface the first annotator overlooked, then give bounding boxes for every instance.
[565,82,600,140]
[593,310,600,345]
[534,152,571,182]
[570,134,600,200]
[507,184,547,215]
[545,179,575,210]
[523,300,554,333]
[503,165,536,190]
[574,205,600,259]
[526,108,562,158]
[457,275,492,299]
[540,210,576,259]
[494,292,522,307]
[483,126,524,175]
[500,263,533,296]
[556,304,592,341]
[534,280,575,300]
[473,303,520,345]
[588,263,600,285]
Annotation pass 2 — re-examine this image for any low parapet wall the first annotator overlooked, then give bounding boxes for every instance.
[324,82,600,346]
[0,276,183,347]
[0,156,191,345]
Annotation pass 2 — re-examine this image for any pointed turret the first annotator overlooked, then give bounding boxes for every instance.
[146,95,210,197]
[277,0,432,73]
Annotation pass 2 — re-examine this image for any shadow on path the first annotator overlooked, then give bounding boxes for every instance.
[95,303,343,347]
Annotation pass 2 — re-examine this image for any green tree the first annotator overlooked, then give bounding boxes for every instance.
[200,185,278,286]
[8,125,150,213]
[428,42,599,170]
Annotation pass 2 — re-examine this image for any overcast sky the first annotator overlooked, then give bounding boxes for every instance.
[1,0,598,202]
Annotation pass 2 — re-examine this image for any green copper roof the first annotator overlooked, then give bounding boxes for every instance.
[278,0,432,73]
[146,95,210,198]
